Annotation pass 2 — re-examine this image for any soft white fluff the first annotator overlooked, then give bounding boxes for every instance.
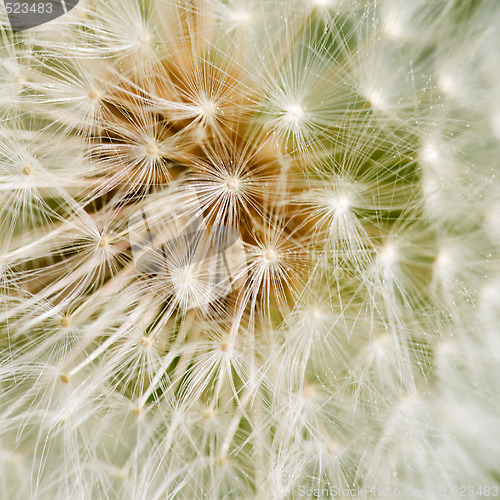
[1,0,499,499]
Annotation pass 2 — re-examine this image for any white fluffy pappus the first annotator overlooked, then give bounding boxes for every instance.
[1,0,500,498]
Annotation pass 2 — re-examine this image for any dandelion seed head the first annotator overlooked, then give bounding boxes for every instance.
[22,165,33,176]
[419,140,441,165]
[225,176,240,193]
[98,237,109,248]
[196,98,219,123]
[220,341,232,353]
[1,0,498,496]
[308,306,323,320]
[116,468,128,480]
[381,1,417,39]
[301,385,316,399]
[373,333,390,354]
[479,280,500,317]
[229,9,252,26]
[365,87,386,110]
[437,70,464,98]
[137,33,151,45]
[132,406,144,416]
[179,269,194,285]
[263,248,278,262]
[168,265,208,308]
[145,143,160,157]
[435,248,452,273]
[325,440,339,455]
[397,392,419,413]
[379,242,399,268]
[285,103,305,124]
[313,0,330,7]
[203,408,215,420]
[13,73,25,85]
[87,88,100,100]
[140,337,152,348]
[328,191,351,213]
[434,340,454,368]
[383,17,404,39]
[434,244,461,283]
[60,317,71,328]
[421,175,443,212]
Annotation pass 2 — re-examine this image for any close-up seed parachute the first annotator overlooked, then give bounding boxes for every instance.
[1,0,500,498]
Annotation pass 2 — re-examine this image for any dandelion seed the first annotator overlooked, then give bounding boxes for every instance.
[203,408,215,419]
[145,143,159,156]
[98,237,108,248]
[220,341,232,353]
[225,177,239,192]
[312,0,331,8]
[286,104,305,123]
[1,0,498,497]
[230,10,252,26]
[87,89,100,100]
[263,248,278,262]
[137,33,151,45]
[379,242,399,269]
[60,317,71,328]
[132,406,144,416]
